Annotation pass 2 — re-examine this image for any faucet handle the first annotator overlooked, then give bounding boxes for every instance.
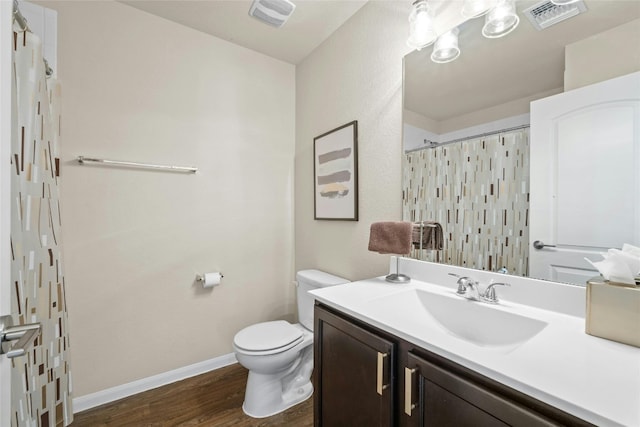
[448,273,476,295]
[482,282,511,303]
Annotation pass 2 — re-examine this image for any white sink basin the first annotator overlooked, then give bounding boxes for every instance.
[363,289,548,351]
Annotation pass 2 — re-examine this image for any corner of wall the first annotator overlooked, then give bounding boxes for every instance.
[564,19,640,91]
[294,2,411,281]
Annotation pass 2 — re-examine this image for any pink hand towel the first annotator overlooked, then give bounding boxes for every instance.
[368,221,413,255]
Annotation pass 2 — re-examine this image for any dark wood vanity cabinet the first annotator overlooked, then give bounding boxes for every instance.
[314,304,395,426]
[314,303,593,427]
[403,352,576,427]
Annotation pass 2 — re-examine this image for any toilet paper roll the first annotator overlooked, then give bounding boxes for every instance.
[202,272,222,288]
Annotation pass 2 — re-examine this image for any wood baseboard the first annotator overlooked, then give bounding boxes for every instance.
[72,353,237,413]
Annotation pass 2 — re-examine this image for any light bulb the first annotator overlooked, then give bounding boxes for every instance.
[431,28,460,63]
[408,0,437,50]
[482,0,520,38]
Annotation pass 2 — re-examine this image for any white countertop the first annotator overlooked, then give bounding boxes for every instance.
[311,276,640,427]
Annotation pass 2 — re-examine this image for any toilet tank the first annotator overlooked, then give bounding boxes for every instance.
[296,269,349,331]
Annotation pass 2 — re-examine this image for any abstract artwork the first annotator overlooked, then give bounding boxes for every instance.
[313,121,359,220]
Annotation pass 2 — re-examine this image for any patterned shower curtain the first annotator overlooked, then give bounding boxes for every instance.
[10,23,73,427]
[403,129,530,276]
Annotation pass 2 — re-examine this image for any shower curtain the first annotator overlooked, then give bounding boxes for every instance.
[10,24,73,426]
[403,129,530,276]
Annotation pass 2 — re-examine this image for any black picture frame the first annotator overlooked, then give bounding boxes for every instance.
[313,121,359,221]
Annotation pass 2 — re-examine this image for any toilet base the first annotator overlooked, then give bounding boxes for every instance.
[241,344,314,418]
[242,380,312,418]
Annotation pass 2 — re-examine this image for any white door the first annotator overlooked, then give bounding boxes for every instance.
[1,1,14,424]
[530,72,640,285]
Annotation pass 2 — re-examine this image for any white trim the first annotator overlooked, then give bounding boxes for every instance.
[72,353,238,413]
[1,1,15,424]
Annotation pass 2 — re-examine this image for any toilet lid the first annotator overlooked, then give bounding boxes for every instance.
[234,320,303,352]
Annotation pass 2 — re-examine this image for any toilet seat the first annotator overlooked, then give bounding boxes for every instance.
[234,320,304,356]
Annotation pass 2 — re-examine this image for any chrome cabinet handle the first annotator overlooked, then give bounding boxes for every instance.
[533,240,556,250]
[405,367,417,416]
[376,352,389,395]
[0,315,41,359]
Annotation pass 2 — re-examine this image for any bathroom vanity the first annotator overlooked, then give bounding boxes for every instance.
[311,259,640,427]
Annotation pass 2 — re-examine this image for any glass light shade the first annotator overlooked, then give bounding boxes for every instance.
[461,0,496,19]
[431,28,460,63]
[407,0,437,50]
[482,0,520,38]
[550,0,580,4]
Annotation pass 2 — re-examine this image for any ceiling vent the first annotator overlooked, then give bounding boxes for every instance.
[248,0,296,28]
[523,0,587,31]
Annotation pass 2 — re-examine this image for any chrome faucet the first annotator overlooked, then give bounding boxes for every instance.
[481,282,511,304]
[449,273,481,301]
[448,273,510,304]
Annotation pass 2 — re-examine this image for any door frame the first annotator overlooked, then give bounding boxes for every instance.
[1,0,14,423]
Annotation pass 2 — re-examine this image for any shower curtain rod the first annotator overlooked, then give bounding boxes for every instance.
[77,156,198,173]
[12,0,54,77]
[406,124,530,153]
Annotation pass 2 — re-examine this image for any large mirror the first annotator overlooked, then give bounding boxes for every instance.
[402,0,640,285]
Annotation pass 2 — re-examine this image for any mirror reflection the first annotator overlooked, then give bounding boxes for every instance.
[402,0,640,285]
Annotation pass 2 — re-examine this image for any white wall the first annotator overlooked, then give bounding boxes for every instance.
[295,1,411,280]
[42,1,295,397]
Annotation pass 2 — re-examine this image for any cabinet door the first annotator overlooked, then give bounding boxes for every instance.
[314,305,395,427]
[404,352,558,427]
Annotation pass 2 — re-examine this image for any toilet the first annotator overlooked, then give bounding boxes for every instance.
[232,269,349,418]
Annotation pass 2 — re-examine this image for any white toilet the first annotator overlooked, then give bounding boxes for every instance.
[232,269,349,418]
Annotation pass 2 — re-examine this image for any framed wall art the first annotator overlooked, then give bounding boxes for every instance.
[313,120,359,221]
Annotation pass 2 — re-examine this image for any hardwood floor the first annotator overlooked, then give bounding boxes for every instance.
[71,363,313,427]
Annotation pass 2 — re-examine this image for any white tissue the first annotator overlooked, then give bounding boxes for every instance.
[585,244,640,286]
[622,243,640,258]
[202,272,222,288]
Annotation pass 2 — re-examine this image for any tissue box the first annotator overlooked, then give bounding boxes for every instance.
[586,277,640,348]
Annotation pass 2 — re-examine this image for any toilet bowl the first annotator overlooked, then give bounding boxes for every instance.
[233,321,313,418]
[232,270,349,418]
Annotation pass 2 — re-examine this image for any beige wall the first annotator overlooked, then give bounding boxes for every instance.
[403,109,439,134]
[295,1,410,281]
[438,87,562,134]
[565,19,640,91]
[47,1,295,397]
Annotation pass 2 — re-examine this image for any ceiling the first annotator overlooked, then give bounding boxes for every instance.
[120,0,369,64]
[404,0,640,122]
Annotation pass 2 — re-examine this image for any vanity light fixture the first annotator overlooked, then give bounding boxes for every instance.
[431,27,460,63]
[407,0,437,50]
[461,0,497,19]
[482,0,520,38]
[408,0,522,64]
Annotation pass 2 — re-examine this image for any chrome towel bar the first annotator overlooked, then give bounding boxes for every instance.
[77,156,197,173]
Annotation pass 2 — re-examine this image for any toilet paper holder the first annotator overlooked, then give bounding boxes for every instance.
[196,273,224,283]
[196,272,224,289]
